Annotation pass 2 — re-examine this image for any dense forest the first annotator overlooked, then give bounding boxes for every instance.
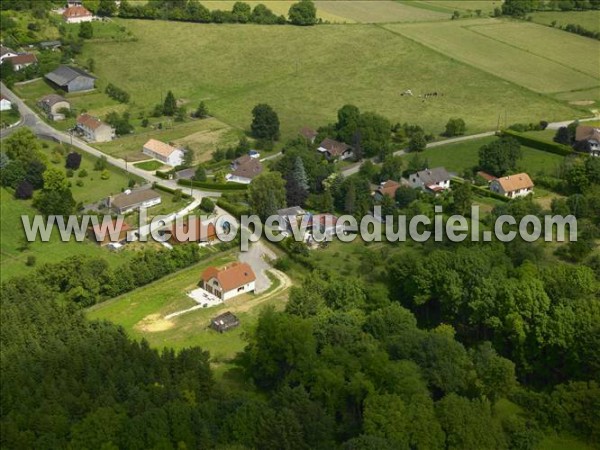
[2,232,599,448]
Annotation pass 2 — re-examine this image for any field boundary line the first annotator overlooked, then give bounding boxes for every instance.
[375,23,591,110]
[463,22,600,81]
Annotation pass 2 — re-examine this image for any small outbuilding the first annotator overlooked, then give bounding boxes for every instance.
[38,94,70,121]
[210,311,240,333]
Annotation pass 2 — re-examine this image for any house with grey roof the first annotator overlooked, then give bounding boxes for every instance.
[107,188,162,214]
[38,94,70,121]
[44,65,96,92]
[408,167,451,193]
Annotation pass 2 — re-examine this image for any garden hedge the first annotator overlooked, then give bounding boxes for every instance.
[177,179,248,191]
[501,129,573,156]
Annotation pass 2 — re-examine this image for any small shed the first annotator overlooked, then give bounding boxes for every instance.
[210,311,240,333]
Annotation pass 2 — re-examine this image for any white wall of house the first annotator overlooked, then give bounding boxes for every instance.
[142,147,184,167]
[79,124,114,142]
[118,197,161,214]
[223,281,256,300]
[65,15,93,23]
[227,174,252,184]
[0,99,12,111]
[490,181,533,198]
[0,52,18,63]
[409,175,449,191]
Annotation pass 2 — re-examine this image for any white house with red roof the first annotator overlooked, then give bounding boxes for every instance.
[76,113,115,142]
[62,5,93,23]
[142,139,185,167]
[202,262,256,300]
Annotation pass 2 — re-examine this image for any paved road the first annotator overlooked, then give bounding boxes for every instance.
[0,82,221,200]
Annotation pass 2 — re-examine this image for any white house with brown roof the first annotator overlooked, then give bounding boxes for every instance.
[490,173,534,198]
[4,53,37,71]
[227,155,263,184]
[317,138,354,160]
[202,262,256,301]
[62,5,93,23]
[38,94,70,121]
[76,113,114,142]
[408,167,451,193]
[0,95,12,112]
[142,139,185,167]
[575,125,600,157]
[108,188,162,214]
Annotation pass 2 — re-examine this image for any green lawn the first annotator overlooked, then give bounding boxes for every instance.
[314,1,450,23]
[133,160,165,171]
[0,108,20,128]
[41,141,140,205]
[402,136,565,177]
[87,252,287,362]
[76,18,582,142]
[530,10,600,33]
[386,19,599,95]
[0,188,131,282]
[420,1,500,16]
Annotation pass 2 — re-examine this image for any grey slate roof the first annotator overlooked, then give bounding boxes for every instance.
[111,189,161,210]
[45,65,96,86]
[39,94,68,108]
[412,167,450,185]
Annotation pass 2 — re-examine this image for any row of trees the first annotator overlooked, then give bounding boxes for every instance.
[116,0,317,26]
[502,0,600,16]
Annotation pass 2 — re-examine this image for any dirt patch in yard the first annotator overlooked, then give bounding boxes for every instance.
[569,100,595,106]
[135,313,175,332]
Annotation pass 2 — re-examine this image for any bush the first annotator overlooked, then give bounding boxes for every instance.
[78,169,88,178]
[76,179,84,187]
[199,197,215,213]
[65,152,82,170]
[177,179,248,191]
[501,130,573,156]
[105,83,130,103]
[216,198,251,217]
[100,169,110,180]
[66,169,74,178]
[15,180,34,199]
[26,255,36,267]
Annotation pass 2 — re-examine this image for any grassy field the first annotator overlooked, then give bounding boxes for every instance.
[401,136,565,179]
[0,188,131,282]
[87,252,288,362]
[0,108,20,128]
[386,19,599,95]
[530,10,600,33]
[95,117,241,162]
[78,19,583,141]
[314,1,449,23]
[420,1,501,15]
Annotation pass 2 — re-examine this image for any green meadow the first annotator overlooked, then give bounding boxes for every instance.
[77,18,583,142]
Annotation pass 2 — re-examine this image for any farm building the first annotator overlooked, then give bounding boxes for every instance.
[166,218,217,244]
[38,94,70,121]
[201,262,256,301]
[0,46,17,63]
[317,138,354,160]
[76,113,114,142]
[210,312,240,333]
[299,126,318,143]
[38,41,62,50]
[373,180,403,201]
[0,95,12,111]
[227,155,263,184]
[62,5,93,23]
[87,219,131,246]
[108,188,162,214]
[490,173,534,198]
[4,53,37,71]
[45,65,96,92]
[408,167,451,193]
[142,139,185,166]
[575,126,600,157]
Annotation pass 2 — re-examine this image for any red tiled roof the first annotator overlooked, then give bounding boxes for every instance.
[576,125,600,143]
[63,5,92,18]
[77,113,107,131]
[477,171,496,182]
[494,173,534,193]
[318,138,352,157]
[143,139,179,158]
[202,262,256,292]
[376,180,400,197]
[5,53,37,65]
[169,218,216,243]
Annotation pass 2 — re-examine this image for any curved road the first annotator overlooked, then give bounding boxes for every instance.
[0,82,220,200]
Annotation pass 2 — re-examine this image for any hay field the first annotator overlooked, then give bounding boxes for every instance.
[314,1,449,23]
[386,19,599,94]
[530,10,600,33]
[79,19,583,140]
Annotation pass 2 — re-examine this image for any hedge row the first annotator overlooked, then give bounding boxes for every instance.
[451,178,510,202]
[177,179,248,191]
[216,198,251,217]
[152,183,192,199]
[155,170,173,180]
[501,129,573,156]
